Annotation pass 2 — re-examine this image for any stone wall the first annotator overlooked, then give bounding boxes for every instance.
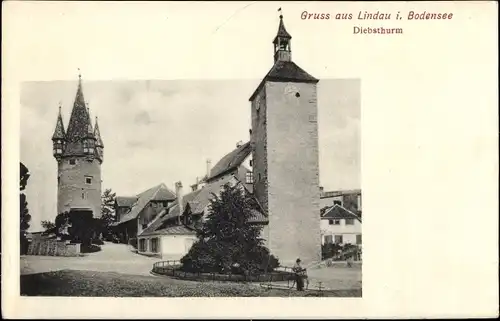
[58,157,102,218]
[27,239,81,257]
[264,81,321,266]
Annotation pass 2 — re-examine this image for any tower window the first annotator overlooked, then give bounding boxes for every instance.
[69,159,76,165]
[85,176,92,184]
[246,171,254,184]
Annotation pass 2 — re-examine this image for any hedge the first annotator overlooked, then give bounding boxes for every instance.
[152,265,295,283]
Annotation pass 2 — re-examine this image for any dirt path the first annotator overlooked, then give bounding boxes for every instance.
[21,242,158,276]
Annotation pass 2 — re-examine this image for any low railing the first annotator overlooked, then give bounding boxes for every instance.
[152,260,181,271]
[151,261,295,283]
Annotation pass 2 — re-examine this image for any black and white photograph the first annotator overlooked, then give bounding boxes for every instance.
[19,10,361,297]
[3,1,498,319]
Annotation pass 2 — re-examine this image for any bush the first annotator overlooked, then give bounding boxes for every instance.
[180,184,281,275]
[80,244,101,253]
[92,238,104,245]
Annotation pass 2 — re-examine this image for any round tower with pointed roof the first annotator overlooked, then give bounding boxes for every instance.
[51,73,104,218]
[249,13,321,266]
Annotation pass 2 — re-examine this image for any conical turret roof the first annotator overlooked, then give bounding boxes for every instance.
[65,74,95,142]
[94,116,104,147]
[273,14,292,44]
[52,105,66,141]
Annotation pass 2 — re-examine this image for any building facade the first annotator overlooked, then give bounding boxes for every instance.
[249,14,321,266]
[136,143,267,260]
[52,75,104,219]
[111,183,177,243]
[320,204,362,246]
[320,189,362,217]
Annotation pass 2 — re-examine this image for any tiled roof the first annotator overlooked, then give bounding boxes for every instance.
[115,196,138,208]
[114,183,176,225]
[321,204,361,222]
[94,117,104,147]
[65,78,94,143]
[52,107,66,140]
[248,208,268,224]
[139,174,268,237]
[141,225,196,237]
[206,142,252,182]
[249,61,319,101]
[139,189,202,236]
[273,15,292,43]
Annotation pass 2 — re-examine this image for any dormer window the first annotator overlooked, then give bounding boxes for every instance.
[85,176,92,184]
[246,171,254,184]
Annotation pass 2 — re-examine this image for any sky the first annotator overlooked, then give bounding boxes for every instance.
[21,78,360,232]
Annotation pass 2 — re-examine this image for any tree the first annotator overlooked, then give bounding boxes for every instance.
[181,183,279,274]
[41,220,56,232]
[20,162,31,254]
[99,188,116,237]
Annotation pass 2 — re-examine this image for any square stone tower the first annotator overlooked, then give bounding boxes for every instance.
[51,73,104,218]
[249,14,321,266]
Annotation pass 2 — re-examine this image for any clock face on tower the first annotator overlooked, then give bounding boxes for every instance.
[284,84,298,95]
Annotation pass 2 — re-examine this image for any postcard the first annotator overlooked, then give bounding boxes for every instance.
[2,1,498,319]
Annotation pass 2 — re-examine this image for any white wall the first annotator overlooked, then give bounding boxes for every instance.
[159,234,197,260]
[320,218,361,245]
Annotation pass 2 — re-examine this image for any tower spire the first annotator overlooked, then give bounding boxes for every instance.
[273,11,292,63]
[52,102,66,141]
[66,71,94,142]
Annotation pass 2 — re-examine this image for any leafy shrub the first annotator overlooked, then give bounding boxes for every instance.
[180,184,280,275]
[92,238,104,245]
[80,244,101,253]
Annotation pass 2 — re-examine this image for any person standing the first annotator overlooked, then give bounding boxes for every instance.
[292,258,305,291]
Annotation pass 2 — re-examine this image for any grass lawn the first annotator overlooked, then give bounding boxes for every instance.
[21,270,361,297]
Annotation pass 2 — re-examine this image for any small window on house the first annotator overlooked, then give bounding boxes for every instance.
[82,192,87,200]
[345,219,355,225]
[334,200,342,206]
[151,238,159,253]
[334,235,343,244]
[328,219,333,225]
[139,239,146,252]
[69,159,76,165]
[356,234,362,245]
[246,171,254,184]
[324,235,333,244]
[57,176,61,185]
[85,176,92,184]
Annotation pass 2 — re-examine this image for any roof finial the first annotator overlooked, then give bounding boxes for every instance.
[278,7,283,19]
[58,101,62,111]
[78,68,81,80]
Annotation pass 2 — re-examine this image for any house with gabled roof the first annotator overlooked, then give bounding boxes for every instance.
[320,204,362,246]
[320,188,362,218]
[110,183,176,243]
[135,142,268,260]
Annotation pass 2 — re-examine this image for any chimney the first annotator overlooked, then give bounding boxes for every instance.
[175,181,183,225]
[206,159,212,178]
